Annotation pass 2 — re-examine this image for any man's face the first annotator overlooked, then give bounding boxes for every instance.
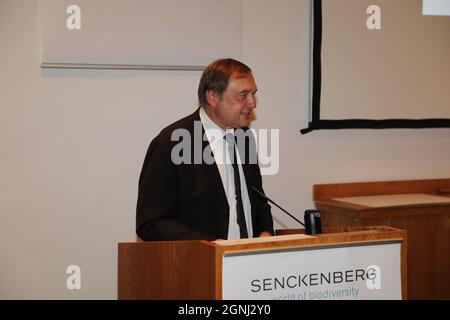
[206,72,257,129]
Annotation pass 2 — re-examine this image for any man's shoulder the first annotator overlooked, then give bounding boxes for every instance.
[154,109,200,142]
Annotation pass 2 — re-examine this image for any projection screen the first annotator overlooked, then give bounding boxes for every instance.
[302,0,450,134]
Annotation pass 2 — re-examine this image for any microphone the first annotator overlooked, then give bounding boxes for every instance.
[251,186,305,227]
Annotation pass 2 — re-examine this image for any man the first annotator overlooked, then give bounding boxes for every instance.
[136,58,274,241]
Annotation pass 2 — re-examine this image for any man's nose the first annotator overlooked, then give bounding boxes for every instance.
[246,94,257,108]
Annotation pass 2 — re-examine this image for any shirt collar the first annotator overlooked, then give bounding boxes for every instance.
[199,107,234,146]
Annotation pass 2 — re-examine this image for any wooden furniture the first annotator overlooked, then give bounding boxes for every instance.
[118,226,407,300]
[314,178,450,300]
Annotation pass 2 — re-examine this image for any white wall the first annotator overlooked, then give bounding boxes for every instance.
[1,0,449,299]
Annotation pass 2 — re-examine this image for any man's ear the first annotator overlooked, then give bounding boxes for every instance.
[205,90,219,108]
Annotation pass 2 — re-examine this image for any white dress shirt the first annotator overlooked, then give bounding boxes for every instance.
[199,107,253,239]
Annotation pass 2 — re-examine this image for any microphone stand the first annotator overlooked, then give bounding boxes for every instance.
[251,187,305,227]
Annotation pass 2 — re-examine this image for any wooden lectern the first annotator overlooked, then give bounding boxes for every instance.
[313,178,450,300]
[118,226,407,300]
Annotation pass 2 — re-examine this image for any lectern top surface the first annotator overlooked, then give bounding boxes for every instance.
[334,193,450,208]
[213,233,314,246]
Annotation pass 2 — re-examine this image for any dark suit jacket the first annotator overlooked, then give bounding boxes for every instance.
[136,108,274,241]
